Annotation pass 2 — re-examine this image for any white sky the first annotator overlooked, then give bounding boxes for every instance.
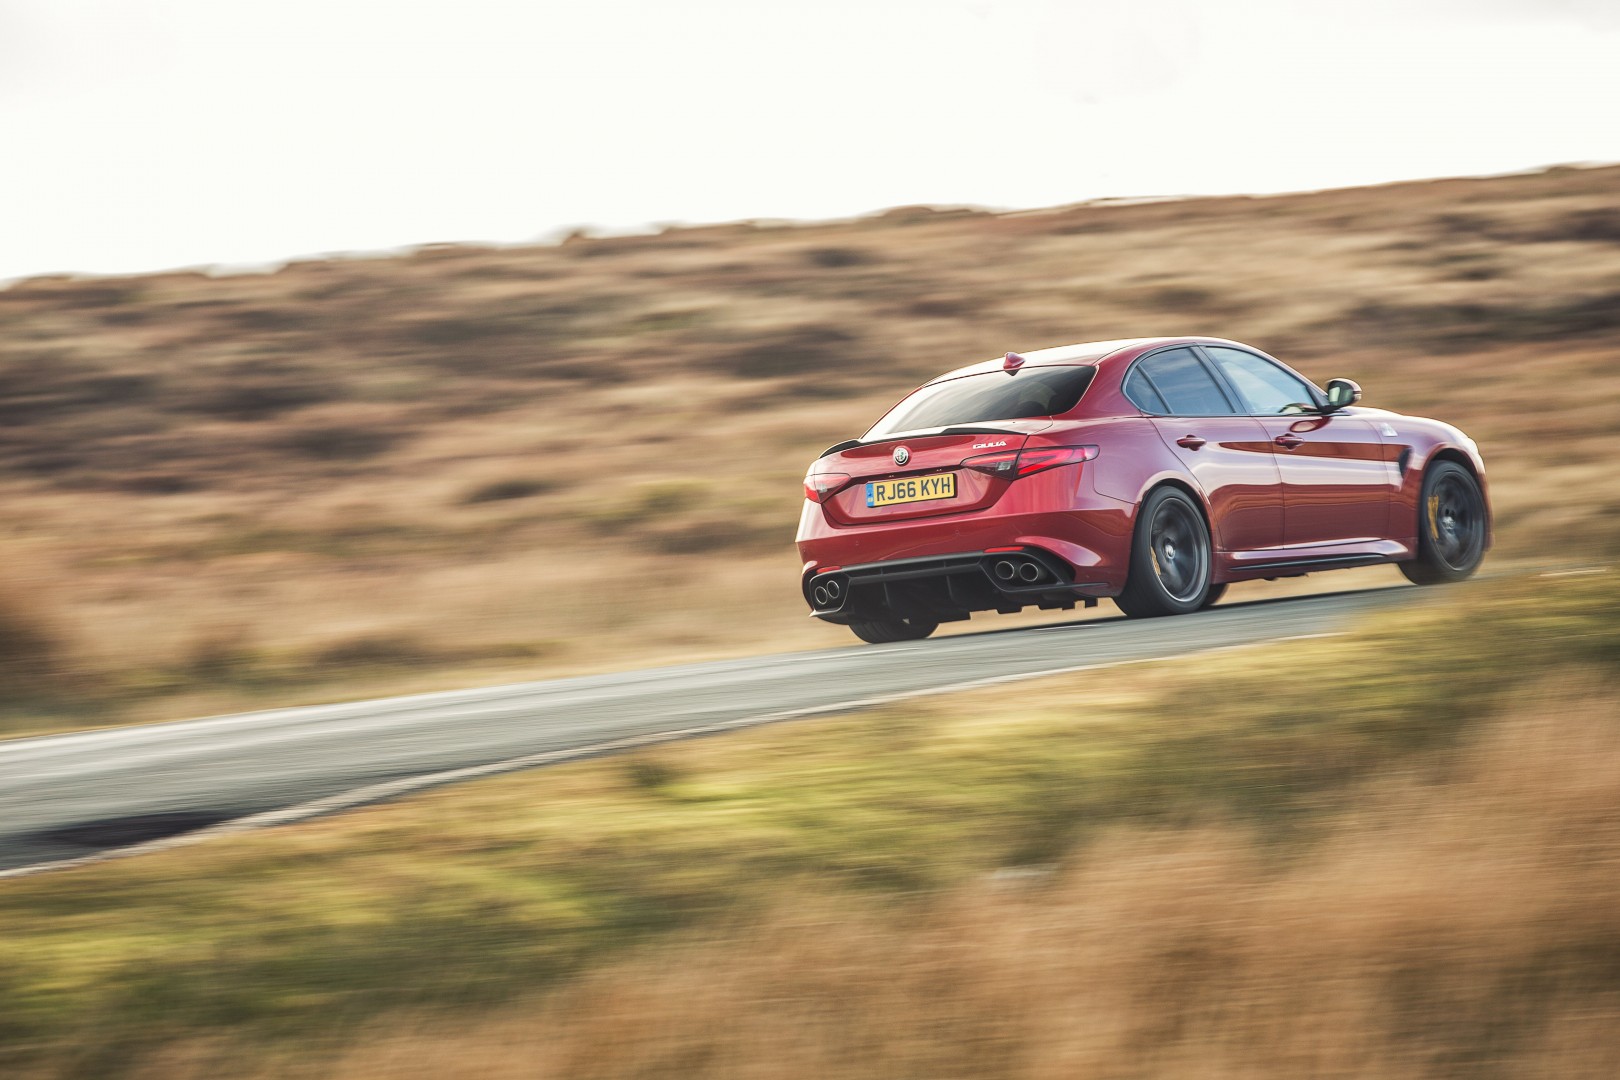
[2,0,1618,281]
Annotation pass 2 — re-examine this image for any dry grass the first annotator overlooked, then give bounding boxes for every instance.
[164,685,1620,1080]
[4,575,1620,1079]
[2,163,1619,731]
[0,583,59,696]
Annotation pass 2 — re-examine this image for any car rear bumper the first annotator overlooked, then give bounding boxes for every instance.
[790,476,1134,615]
[800,546,1119,624]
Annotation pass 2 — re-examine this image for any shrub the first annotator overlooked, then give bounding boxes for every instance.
[1532,208,1620,244]
[645,516,775,556]
[905,296,979,319]
[624,757,682,792]
[195,380,332,420]
[309,634,436,671]
[0,584,59,696]
[182,627,259,682]
[1145,284,1217,310]
[803,247,876,269]
[1343,292,1620,349]
[280,425,399,461]
[462,478,555,504]
[225,307,312,332]
[716,326,866,379]
[119,472,200,495]
[173,367,339,420]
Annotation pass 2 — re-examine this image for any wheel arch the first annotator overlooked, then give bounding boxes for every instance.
[1429,446,1480,482]
[1140,475,1216,545]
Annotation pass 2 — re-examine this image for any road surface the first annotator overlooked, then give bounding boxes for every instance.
[0,587,1414,874]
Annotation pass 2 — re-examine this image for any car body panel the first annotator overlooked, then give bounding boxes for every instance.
[1252,412,1397,546]
[1147,416,1284,552]
[814,425,1048,526]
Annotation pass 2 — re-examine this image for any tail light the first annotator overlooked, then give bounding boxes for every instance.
[961,445,1097,479]
[804,472,851,503]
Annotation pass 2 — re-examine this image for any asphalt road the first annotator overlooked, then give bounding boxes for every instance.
[0,586,1415,874]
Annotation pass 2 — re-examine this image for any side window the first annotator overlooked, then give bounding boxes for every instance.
[1205,347,1317,415]
[1129,348,1236,416]
[1122,367,1169,414]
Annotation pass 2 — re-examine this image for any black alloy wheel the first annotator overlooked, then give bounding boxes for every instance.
[1400,461,1487,584]
[1117,486,1213,618]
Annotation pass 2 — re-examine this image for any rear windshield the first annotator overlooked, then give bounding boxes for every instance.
[864,365,1097,439]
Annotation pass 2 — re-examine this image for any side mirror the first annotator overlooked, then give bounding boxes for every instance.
[1323,378,1362,412]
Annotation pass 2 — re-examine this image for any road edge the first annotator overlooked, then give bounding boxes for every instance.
[0,632,1342,881]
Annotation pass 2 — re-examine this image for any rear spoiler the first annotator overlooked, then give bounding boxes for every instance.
[817,425,1027,460]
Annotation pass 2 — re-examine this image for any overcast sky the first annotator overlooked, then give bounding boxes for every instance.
[2,0,1617,281]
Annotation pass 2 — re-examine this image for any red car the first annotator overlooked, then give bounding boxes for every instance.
[797,337,1489,643]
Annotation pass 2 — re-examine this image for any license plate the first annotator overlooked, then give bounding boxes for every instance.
[866,472,956,508]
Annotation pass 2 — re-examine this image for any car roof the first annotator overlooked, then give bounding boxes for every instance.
[926,336,1249,383]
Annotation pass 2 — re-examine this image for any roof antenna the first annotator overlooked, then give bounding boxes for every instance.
[1003,351,1025,373]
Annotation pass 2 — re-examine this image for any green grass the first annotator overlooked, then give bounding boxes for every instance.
[2,574,1618,1077]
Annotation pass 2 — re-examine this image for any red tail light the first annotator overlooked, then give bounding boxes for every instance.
[961,445,1097,479]
[804,472,851,503]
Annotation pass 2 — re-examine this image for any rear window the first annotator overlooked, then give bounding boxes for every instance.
[864,365,1097,439]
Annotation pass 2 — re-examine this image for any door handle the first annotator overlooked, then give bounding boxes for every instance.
[1175,435,1207,450]
[1274,433,1304,449]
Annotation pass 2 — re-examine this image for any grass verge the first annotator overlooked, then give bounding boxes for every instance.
[1,574,1618,1077]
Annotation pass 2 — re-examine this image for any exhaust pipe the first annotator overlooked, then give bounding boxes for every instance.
[1017,561,1043,583]
[811,576,845,609]
[993,560,1018,582]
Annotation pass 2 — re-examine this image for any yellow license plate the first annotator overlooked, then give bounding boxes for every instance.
[866,472,956,508]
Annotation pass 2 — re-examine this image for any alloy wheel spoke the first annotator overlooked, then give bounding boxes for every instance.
[1152,504,1204,601]
[1433,478,1481,567]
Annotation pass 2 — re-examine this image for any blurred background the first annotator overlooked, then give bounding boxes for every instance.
[2,2,1619,1078]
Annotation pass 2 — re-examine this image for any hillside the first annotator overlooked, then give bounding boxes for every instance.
[2,164,1619,731]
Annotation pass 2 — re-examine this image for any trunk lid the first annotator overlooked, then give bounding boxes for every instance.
[814,421,1050,525]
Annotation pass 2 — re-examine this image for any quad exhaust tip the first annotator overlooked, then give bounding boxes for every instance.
[812,576,846,609]
[990,555,1048,586]
[811,554,1053,612]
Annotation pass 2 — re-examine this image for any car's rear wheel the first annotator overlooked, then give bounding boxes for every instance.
[848,616,939,644]
[1399,460,1486,585]
[1201,582,1228,608]
[1116,486,1212,618]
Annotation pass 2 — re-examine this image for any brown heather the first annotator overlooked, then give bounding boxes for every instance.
[117,684,1620,1080]
[1,164,1618,732]
[5,167,1620,1078]
[2,576,1618,1078]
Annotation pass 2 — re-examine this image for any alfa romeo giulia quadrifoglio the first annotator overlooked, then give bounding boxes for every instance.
[797,337,1489,643]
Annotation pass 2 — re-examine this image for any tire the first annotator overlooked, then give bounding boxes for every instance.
[1116,486,1213,618]
[1200,583,1228,609]
[849,616,939,644]
[1399,460,1487,585]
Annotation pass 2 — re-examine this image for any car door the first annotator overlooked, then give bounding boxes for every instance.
[1124,346,1284,553]
[1200,345,1394,546]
